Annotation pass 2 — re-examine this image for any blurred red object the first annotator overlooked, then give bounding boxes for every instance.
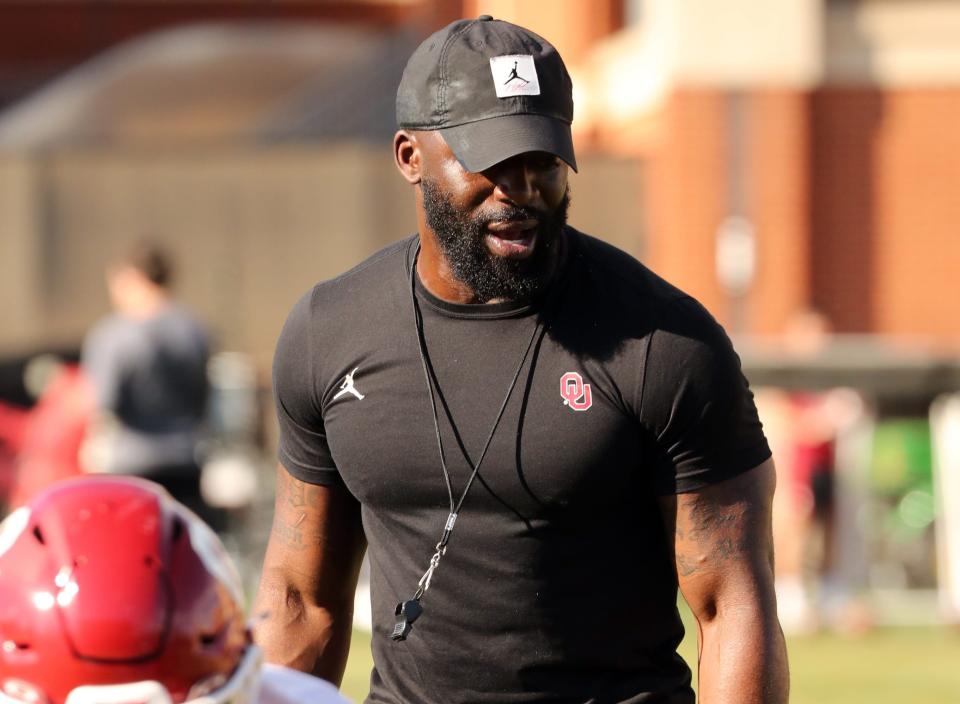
[0,405,27,505]
[0,364,94,511]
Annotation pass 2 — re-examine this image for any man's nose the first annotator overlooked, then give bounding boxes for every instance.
[490,158,537,206]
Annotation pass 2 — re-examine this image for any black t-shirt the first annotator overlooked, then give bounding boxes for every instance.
[273,228,771,704]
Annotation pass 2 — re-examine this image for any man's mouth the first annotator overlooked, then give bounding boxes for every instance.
[485,219,539,258]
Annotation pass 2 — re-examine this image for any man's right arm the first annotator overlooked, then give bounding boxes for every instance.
[253,464,366,684]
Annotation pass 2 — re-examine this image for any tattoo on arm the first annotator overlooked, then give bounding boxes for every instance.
[271,470,325,551]
[271,512,307,549]
[676,552,699,578]
[671,488,763,579]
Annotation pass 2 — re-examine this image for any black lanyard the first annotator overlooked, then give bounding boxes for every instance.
[392,244,543,641]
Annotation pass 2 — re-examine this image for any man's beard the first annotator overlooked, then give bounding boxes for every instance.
[421,179,570,303]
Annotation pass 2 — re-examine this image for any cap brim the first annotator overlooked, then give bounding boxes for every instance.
[439,114,577,173]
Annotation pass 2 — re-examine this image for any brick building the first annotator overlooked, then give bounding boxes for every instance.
[1,0,958,351]
[492,0,960,343]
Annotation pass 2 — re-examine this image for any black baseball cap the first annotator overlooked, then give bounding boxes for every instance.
[396,15,577,173]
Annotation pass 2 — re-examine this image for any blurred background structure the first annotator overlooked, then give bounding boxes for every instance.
[0,1,958,701]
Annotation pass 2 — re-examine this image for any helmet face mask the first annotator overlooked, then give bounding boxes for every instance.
[0,477,258,704]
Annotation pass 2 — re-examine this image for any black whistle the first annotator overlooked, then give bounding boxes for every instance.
[391,599,423,641]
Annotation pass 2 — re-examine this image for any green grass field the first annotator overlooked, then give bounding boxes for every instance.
[338,619,960,703]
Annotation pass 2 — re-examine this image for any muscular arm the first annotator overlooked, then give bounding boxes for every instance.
[253,464,366,683]
[658,459,789,703]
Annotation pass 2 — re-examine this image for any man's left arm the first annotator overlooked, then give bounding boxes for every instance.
[658,459,789,703]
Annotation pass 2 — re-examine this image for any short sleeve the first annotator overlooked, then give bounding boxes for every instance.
[272,289,341,486]
[640,297,770,495]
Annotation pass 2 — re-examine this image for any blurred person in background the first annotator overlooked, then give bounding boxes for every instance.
[779,309,866,631]
[257,16,787,704]
[0,475,349,704]
[81,243,216,526]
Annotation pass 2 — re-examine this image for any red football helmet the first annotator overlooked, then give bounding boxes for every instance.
[0,476,259,704]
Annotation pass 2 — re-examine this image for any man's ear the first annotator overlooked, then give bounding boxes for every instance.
[394,130,421,185]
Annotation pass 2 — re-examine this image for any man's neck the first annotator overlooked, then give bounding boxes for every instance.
[416,223,566,305]
[415,232,487,304]
[414,226,566,306]
[120,287,170,320]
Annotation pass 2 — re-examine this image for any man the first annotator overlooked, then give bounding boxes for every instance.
[82,243,214,525]
[0,475,349,704]
[256,16,788,704]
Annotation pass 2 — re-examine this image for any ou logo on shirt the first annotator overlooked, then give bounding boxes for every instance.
[560,372,593,412]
